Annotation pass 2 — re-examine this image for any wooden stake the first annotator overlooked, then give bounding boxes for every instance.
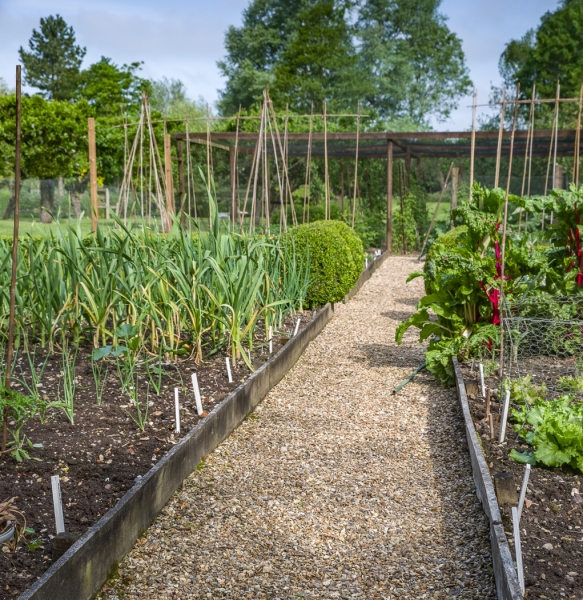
[575,85,583,187]
[419,162,453,259]
[488,413,494,438]
[340,160,345,218]
[519,87,536,232]
[494,90,506,188]
[387,141,393,253]
[2,65,21,456]
[469,89,478,201]
[88,117,99,233]
[399,162,407,254]
[351,101,361,228]
[550,82,560,226]
[499,84,520,378]
[177,140,185,227]
[485,388,491,419]
[164,133,175,230]
[232,108,241,231]
[323,102,330,220]
[303,104,314,224]
[450,165,459,228]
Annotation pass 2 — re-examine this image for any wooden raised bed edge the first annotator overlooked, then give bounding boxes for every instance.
[18,252,389,600]
[452,357,522,600]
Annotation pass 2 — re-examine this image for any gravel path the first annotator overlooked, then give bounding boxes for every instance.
[100,256,495,599]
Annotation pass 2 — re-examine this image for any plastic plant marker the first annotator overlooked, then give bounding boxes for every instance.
[174,387,181,434]
[226,357,233,383]
[191,373,203,416]
[51,475,65,534]
[293,318,300,337]
[499,389,511,443]
[517,464,531,521]
[269,326,273,354]
[512,506,525,594]
[365,258,368,269]
[479,363,485,397]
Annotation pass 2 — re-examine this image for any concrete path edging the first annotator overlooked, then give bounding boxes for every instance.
[453,357,522,600]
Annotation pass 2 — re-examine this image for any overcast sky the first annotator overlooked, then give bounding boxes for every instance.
[0,0,560,130]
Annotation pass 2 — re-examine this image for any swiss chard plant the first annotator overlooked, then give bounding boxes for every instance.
[396,183,552,385]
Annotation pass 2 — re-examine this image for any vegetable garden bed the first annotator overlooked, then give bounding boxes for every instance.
[458,361,583,599]
[0,313,311,599]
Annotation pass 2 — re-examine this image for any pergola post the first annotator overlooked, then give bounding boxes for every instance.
[387,140,393,253]
[405,146,411,177]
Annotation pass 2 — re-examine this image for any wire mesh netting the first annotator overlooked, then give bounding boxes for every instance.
[502,294,583,398]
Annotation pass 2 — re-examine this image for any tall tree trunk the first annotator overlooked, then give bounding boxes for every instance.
[2,195,15,219]
[40,179,55,223]
[71,191,82,218]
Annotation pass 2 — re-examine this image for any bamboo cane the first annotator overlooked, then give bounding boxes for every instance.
[499,84,520,378]
[303,104,314,224]
[2,66,21,455]
[351,101,361,228]
[324,102,330,220]
[575,85,583,187]
[418,162,453,259]
[494,90,506,189]
[469,89,478,201]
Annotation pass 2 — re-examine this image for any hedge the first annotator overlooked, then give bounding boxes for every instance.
[283,220,364,306]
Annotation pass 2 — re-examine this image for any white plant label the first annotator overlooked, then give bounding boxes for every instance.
[293,318,300,337]
[365,258,368,268]
[479,363,485,397]
[191,373,203,416]
[268,326,273,354]
[51,475,65,534]
[517,464,531,521]
[174,387,181,433]
[499,389,511,443]
[512,506,525,595]
[226,357,233,383]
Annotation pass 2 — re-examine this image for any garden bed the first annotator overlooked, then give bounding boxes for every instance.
[459,361,583,599]
[1,312,312,600]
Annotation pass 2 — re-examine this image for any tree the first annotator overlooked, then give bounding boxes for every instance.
[77,57,150,116]
[149,77,207,119]
[0,95,90,222]
[499,0,583,99]
[357,0,472,125]
[19,15,86,100]
[272,0,363,112]
[217,0,361,114]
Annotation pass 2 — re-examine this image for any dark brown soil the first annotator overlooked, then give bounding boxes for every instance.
[0,312,312,599]
[461,364,583,599]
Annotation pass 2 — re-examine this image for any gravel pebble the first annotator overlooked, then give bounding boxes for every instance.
[99,256,495,599]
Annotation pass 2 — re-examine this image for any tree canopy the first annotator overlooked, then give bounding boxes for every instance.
[218,0,472,125]
[19,14,86,101]
[499,0,583,99]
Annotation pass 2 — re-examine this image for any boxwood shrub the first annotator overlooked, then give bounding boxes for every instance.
[283,220,364,306]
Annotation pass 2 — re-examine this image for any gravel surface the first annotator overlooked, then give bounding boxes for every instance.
[99,256,495,599]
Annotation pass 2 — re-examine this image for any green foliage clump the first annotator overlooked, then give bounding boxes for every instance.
[392,191,429,254]
[283,220,363,306]
[511,393,583,473]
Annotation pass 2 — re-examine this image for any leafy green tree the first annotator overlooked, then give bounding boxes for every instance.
[149,77,207,120]
[78,57,150,116]
[357,0,472,125]
[218,0,361,114]
[19,15,86,100]
[0,95,90,222]
[499,0,583,99]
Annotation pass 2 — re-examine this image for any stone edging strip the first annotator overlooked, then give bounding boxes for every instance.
[19,252,389,600]
[453,357,522,600]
